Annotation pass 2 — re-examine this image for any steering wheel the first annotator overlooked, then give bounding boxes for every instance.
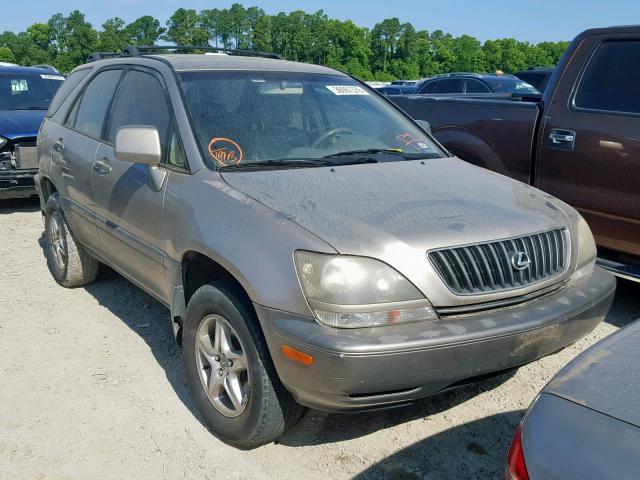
[312,127,357,148]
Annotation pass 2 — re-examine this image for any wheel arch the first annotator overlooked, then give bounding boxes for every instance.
[171,250,258,344]
[38,175,58,210]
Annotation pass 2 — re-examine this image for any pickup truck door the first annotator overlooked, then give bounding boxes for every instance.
[91,67,172,304]
[537,34,640,257]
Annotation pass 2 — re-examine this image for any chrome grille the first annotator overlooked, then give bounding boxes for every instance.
[429,228,569,295]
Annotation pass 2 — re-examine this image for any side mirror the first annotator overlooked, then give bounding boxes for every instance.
[415,119,432,135]
[114,126,161,166]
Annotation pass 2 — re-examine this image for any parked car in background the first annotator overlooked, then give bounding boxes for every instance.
[392,26,640,280]
[414,73,539,95]
[506,319,640,480]
[0,64,64,199]
[375,84,417,95]
[390,79,419,87]
[513,67,554,93]
[36,46,615,448]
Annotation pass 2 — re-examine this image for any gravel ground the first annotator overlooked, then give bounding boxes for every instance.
[1,197,639,480]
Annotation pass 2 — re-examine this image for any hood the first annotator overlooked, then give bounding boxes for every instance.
[221,157,575,306]
[544,319,640,427]
[0,109,46,140]
[222,157,572,255]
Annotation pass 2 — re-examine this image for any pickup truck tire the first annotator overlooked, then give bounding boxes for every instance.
[44,193,99,287]
[183,282,305,449]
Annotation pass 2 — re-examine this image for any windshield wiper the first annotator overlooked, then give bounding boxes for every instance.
[219,159,332,171]
[323,148,442,164]
[324,148,406,158]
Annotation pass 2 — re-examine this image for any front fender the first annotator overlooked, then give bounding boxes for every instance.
[163,169,337,318]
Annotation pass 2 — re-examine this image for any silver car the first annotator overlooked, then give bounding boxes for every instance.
[507,318,640,479]
[35,49,615,449]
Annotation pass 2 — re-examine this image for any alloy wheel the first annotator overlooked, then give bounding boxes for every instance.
[48,212,66,270]
[195,314,250,417]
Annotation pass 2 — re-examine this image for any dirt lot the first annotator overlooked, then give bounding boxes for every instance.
[1,197,639,480]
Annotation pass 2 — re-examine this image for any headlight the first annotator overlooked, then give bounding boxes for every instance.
[294,251,437,328]
[575,214,597,269]
[0,136,7,149]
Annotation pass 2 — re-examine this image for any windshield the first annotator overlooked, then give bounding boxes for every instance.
[486,78,539,94]
[178,71,445,169]
[0,73,65,111]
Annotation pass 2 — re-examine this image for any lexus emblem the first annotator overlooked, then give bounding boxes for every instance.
[511,251,531,271]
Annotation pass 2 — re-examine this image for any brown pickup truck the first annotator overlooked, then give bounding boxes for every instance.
[392,25,640,280]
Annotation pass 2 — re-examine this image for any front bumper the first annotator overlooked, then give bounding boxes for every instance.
[0,169,37,199]
[257,266,615,412]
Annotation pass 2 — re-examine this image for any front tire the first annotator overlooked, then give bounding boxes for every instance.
[183,282,304,449]
[44,193,99,287]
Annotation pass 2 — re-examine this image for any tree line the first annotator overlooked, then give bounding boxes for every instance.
[0,5,570,79]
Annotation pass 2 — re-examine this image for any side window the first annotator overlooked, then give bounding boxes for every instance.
[167,130,188,170]
[46,68,91,117]
[65,96,81,126]
[70,69,122,138]
[419,81,438,94]
[107,70,171,150]
[575,40,640,114]
[434,79,464,93]
[465,80,490,93]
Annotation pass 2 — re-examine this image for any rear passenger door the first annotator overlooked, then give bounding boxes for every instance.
[537,35,640,257]
[91,67,174,303]
[55,68,123,248]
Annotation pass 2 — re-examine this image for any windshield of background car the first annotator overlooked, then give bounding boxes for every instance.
[0,73,65,111]
[486,78,539,94]
[178,71,445,169]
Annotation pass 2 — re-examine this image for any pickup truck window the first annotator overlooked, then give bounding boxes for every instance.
[575,40,640,115]
[179,71,444,169]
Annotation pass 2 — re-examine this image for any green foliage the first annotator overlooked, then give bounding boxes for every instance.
[164,8,207,46]
[0,46,15,63]
[125,16,165,46]
[98,17,130,52]
[0,6,569,78]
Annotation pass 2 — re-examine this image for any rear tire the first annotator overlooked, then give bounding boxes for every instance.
[183,282,305,449]
[44,193,98,287]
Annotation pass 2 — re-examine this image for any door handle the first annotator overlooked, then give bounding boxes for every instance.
[548,129,576,151]
[52,139,64,152]
[92,157,112,175]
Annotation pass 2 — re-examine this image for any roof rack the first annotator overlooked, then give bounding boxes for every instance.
[86,45,282,63]
[86,52,122,62]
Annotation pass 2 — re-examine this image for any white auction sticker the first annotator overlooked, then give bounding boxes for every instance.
[40,74,65,80]
[326,85,369,96]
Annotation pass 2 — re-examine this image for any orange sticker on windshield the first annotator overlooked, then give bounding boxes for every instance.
[396,132,418,146]
[208,137,244,166]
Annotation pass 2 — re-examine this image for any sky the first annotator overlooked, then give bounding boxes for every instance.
[0,0,638,43]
